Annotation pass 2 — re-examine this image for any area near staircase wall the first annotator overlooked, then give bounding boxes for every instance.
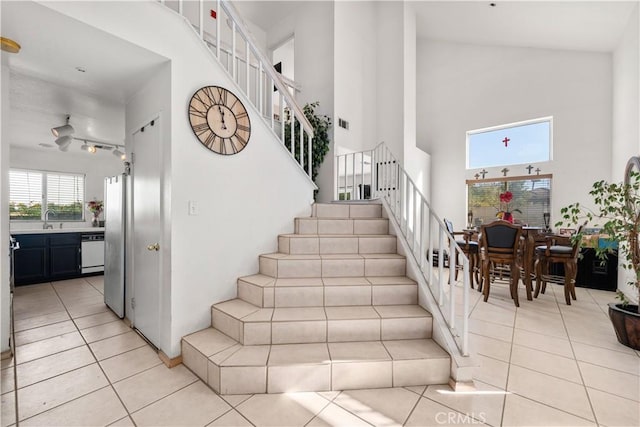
[418,40,613,229]
[1,65,10,353]
[41,1,315,358]
[612,4,640,302]
[264,1,335,202]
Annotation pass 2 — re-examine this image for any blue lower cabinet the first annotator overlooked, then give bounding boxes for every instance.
[14,233,81,285]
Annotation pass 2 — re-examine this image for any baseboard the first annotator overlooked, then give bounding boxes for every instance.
[1,349,13,360]
[159,350,182,368]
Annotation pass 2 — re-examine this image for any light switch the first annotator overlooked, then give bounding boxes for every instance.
[188,200,199,216]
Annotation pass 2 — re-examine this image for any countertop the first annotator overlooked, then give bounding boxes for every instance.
[11,227,105,235]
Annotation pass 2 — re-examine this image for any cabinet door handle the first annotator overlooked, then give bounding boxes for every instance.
[146,243,160,251]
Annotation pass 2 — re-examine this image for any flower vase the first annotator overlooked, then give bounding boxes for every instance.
[503,212,514,223]
[91,213,100,227]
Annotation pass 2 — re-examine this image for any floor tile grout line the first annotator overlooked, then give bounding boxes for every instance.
[499,307,519,427]
[205,406,256,427]
[505,390,600,425]
[124,378,199,421]
[554,293,600,426]
[401,390,424,426]
[48,282,141,427]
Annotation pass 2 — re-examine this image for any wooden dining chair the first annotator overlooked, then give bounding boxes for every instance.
[479,221,523,307]
[444,219,479,288]
[533,227,583,305]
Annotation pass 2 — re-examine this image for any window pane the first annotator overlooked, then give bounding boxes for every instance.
[46,173,85,220]
[9,170,43,220]
[468,119,551,169]
[468,178,551,228]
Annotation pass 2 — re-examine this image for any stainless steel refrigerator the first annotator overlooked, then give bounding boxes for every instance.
[104,174,126,318]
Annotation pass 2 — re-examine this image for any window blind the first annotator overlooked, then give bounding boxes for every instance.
[46,173,84,220]
[468,177,551,228]
[9,170,43,220]
[9,169,85,221]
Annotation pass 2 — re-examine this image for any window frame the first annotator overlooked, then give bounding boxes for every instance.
[466,116,554,170]
[9,168,86,222]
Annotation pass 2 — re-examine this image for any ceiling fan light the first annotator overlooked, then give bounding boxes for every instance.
[112,148,126,160]
[51,124,75,138]
[55,135,73,150]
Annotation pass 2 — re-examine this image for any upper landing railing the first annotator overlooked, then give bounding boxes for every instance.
[159,0,314,178]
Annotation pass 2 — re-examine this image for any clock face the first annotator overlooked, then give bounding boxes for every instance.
[188,86,251,155]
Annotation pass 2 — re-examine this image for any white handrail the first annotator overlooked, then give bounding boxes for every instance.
[159,0,314,178]
[335,143,471,356]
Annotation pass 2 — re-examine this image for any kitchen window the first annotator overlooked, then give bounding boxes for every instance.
[9,169,85,221]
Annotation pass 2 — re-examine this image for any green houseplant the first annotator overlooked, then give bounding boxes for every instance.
[556,157,640,350]
[284,101,331,184]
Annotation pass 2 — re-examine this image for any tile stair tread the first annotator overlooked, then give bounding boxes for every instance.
[239,275,417,288]
[259,253,405,260]
[279,234,394,238]
[184,330,448,369]
[213,299,431,322]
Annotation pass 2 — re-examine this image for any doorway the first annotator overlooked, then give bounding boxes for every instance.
[131,117,162,348]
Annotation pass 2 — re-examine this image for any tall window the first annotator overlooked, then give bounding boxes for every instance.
[467,176,552,228]
[10,169,85,221]
[467,117,552,169]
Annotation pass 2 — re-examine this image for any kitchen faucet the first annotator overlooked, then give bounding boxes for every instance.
[43,209,56,229]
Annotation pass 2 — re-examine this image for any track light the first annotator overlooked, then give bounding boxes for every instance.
[112,148,126,160]
[80,141,97,153]
[55,135,73,151]
[51,116,75,138]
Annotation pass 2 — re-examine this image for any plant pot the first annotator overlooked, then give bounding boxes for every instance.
[608,303,640,350]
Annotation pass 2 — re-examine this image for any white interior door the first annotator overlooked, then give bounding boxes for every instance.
[132,117,161,348]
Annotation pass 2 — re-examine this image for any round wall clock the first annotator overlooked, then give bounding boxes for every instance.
[188,86,251,155]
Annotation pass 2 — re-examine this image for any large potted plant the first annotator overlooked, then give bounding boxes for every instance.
[556,157,640,350]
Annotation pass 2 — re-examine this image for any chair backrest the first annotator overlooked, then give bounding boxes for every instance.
[570,225,584,259]
[480,220,522,258]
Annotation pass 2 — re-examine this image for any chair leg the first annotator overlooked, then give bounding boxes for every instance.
[534,258,542,298]
[483,259,491,302]
[511,261,520,307]
[541,261,549,294]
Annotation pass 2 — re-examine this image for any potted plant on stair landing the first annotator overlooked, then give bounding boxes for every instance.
[556,157,640,350]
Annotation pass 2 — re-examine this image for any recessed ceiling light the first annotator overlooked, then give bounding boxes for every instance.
[38,143,54,148]
[75,67,86,73]
[489,2,497,6]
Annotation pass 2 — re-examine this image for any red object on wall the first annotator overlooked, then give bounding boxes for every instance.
[210,9,217,19]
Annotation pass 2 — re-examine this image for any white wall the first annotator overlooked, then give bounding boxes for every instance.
[376,1,405,163]
[265,1,335,202]
[334,1,377,155]
[9,147,124,230]
[417,40,613,229]
[42,1,315,357]
[612,5,640,301]
[1,64,10,353]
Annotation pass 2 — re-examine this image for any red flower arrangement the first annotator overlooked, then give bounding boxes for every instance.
[496,191,520,223]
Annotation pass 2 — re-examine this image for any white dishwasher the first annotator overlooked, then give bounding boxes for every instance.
[81,233,105,274]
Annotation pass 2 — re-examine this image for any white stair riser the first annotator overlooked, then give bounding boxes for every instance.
[211,308,431,344]
[312,203,382,219]
[393,358,450,387]
[258,257,406,278]
[268,364,331,393]
[278,236,397,255]
[236,283,417,308]
[295,218,389,235]
[205,358,448,395]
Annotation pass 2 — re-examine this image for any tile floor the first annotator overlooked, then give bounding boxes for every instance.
[1,276,638,426]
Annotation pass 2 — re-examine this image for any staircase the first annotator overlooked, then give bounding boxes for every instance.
[181,202,450,395]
